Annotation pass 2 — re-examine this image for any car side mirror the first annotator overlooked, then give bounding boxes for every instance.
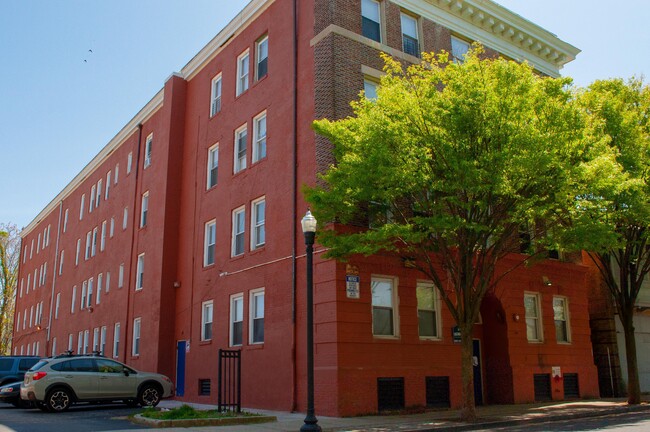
[123,369,130,377]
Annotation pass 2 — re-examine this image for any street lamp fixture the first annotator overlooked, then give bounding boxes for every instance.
[300,210,321,432]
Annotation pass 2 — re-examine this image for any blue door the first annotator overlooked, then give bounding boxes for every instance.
[176,341,186,397]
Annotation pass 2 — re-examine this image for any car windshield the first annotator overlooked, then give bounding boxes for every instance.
[30,360,50,371]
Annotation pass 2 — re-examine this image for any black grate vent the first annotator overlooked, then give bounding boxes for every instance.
[425,376,450,408]
[199,379,211,396]
[534,374,552,401]
[377,377,405,411]
[563,373,580,399]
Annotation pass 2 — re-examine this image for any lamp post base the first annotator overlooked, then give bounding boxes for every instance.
[300,414,322,432]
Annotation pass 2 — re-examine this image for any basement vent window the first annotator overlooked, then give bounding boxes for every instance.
[199,379,211,396]
[377,377,404,412]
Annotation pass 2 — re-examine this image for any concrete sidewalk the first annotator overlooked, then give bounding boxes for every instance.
[119,398,650,431]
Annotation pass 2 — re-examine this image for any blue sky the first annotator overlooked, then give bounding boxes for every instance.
[1,1,648,230]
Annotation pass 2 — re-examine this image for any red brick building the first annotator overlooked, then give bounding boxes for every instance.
[13,0,598,416]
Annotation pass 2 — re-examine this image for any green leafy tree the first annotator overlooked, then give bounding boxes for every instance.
[568,78,650,404]
[0,223,20,355]
[307,48,588,421]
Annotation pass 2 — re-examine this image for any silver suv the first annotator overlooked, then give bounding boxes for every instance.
[20,354,174,412]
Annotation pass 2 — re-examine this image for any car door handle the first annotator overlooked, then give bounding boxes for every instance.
[64,375,74,378]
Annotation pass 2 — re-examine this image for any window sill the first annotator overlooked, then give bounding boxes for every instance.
[372,335,400,340]
[419,337,442,342]
[199,340,212,346]
[246,343,264,350]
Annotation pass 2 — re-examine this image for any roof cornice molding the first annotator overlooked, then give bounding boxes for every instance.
[181,0,273,80]
[395,0,580,77]
[22,90,164,236]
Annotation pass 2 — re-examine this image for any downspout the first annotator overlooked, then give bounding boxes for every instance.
[123,123,143,363]
[46,202,63,354]
[290,0,299,413]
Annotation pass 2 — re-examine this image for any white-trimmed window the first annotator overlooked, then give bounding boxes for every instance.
[525,293,543,342]
[105,171,111,199]
[416,282,440,339]
[59,250,64,275]
[204,220,216,266]
[51,338,57,357]
[230,294,244,346]
[361,0,381,42]
[234,125,247,173]
[132,318,141,356]
[90,185,96,212]
[251,197,265,249]
[115,163,119,184]
[71,286,77,314]
[83,329,89,354]
[201,300,213,341]
[127,152,133,174]
[113,323,120,358]
[140,192,149,228]
[210,73,222,116]
[136,253,145,290]
[80,194,85,220]
[105,272,111,293]
[91,227,98,257]
[401,12,419,57]
[553,296,570,343]
[101,220,107,251]
[77,331,83,354]
[87,278,94,307]
[123,207,128,230]
[207,144,219,188]
[100,326,107,356]
[93,327,99,352]
[55,293,60,319]
[16,312,20,331]
[451,36,470,63]
[118,263,124,288]
[68,334,73,352]
[63,209,69,233]
[250,289,264,344]
[371,276,398,336]
[253,111,267,163]
[96,179,102,208]
[364,78,378,100]
[30,239,33,259]
[110,217,115,238]
[96,273,102,304]
[236,50,250,96]
[144,133,153,168]
[76,239,81,265]
[256,35,268,80]
[85,231,91,260]
[232,207,245,257]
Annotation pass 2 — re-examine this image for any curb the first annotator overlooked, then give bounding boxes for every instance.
[131,413,278,428]
[404,403,650,432]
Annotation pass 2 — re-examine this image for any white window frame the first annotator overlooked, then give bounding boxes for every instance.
[210,73,222,117]
[201,300,214,341]
[234,124,247,174]
[140,192,149,228]
[105,271,111,293]
[59,250,64,275]
[105,171,111,199]
[553,296,571,343]
[96,179,102,208]
[83,329,89,354]
[236,49,250,96]
[204,220,216,267]
[115,163,119,184]
[371,276,399,337]
[81,281,87,309]
[451,35,470,63]
[207,143,219,189]
[110,217,115,238]
[400,12,419,58]
[249,289,265,344]
[76,239,81,265]
[85,231,91,260]
[96,273,102,304]
[251,197,265,250]
[80,194,85,220]
[127,152,133,174]
[524,292,543,342]
[63,209,69,233]
[232,206,246,257]
[100,326,107,356]
[78,331,83,354]
[91,227,98,257]
[51,337,57,357]
[253,111,267,163]
[55,293,60,319]
[230,294,244,347]
[255,35,268,81]
[144,133,153,168]
[118,263,124,288]
[123,207,128,230]
[132,317,141,356]
[93,327,99,352]
[136,253,145,290]
[71,286,77,314]
[416,281,441,339]
[100,220,107,251]
[90,185,96,212]
[364,77,379,100]
[361,0,382,42]
[113,323,120,358]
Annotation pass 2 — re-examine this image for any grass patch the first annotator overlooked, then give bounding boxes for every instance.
[140,404,260,420]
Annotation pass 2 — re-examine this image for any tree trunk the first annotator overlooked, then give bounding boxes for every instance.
[459,324,476,422]
[621,313,641,404]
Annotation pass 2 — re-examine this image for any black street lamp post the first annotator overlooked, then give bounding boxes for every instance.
[300,210,321,432]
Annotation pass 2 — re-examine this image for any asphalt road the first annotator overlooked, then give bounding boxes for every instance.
[476,410,650,431]
[0,402,148,432]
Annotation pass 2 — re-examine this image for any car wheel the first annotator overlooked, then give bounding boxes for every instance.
[46,388,72,412]
[138,384,161,407]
